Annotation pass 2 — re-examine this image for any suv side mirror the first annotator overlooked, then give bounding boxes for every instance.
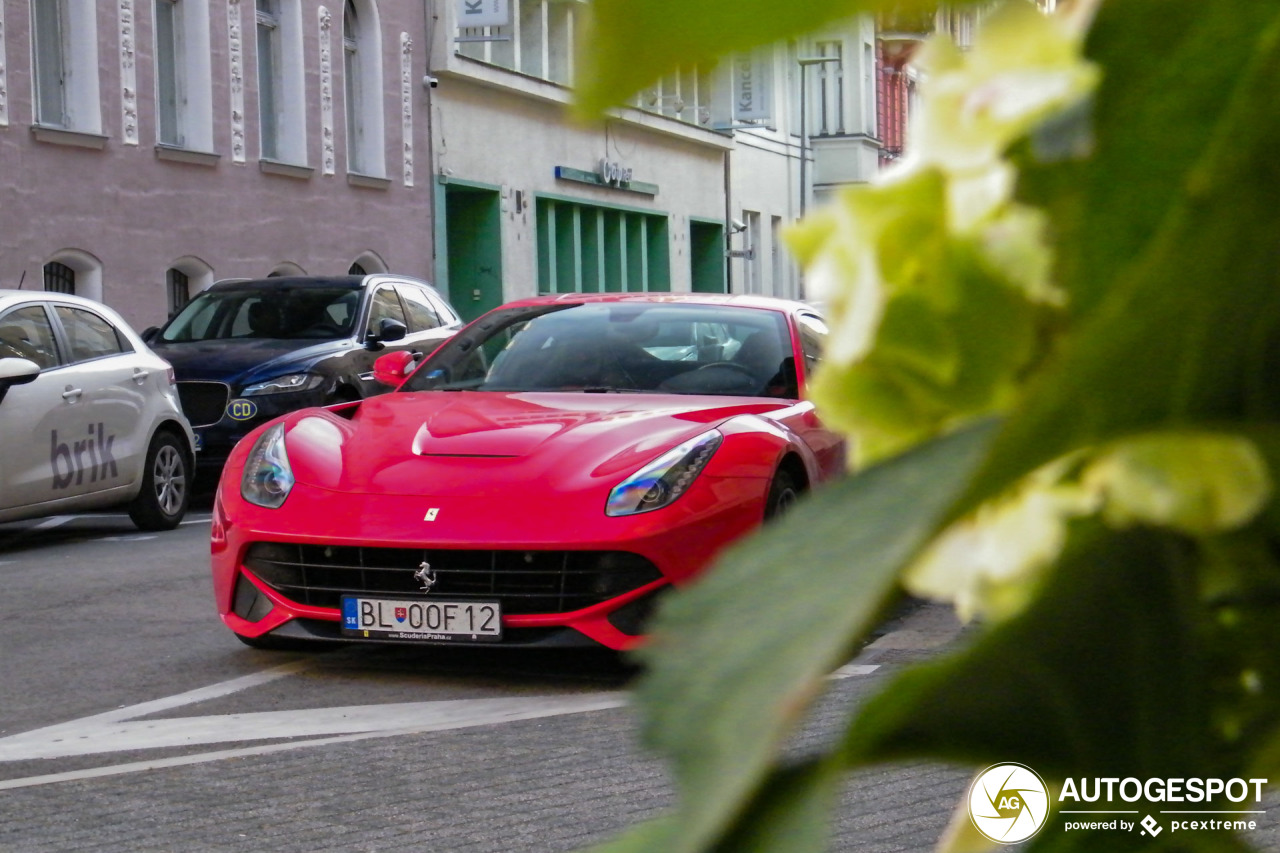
[364,318,408,351]
[141,326,160,344]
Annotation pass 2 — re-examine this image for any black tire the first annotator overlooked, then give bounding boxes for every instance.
[764,469,799,522]
[127,431,190,531]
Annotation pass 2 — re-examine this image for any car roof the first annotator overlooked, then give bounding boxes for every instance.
[0,289,123,313]
[498,292,819,314]
[204,275,370,292]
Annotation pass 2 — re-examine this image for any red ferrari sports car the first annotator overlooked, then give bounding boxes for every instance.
[211,294,844,651]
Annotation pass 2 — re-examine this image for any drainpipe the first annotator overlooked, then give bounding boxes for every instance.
[723,149,733,294]
[422,0,438,283]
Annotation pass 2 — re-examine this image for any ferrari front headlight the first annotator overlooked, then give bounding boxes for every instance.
[606,430,723,517]
[241,423,295,508]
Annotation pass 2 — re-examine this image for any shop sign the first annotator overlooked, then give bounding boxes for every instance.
[734,50,773,122]
[458,0,510,28]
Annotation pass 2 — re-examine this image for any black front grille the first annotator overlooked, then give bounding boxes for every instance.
[243,543,662,615]
[177,381,230,427]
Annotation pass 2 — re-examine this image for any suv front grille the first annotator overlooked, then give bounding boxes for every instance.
[242,543,662,615]
[177,381,230,427]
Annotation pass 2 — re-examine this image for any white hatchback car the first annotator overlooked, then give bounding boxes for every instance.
[0,290,196,529]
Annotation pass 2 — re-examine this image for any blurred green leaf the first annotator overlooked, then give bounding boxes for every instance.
[843,523,1212,776]
[628,419,999,852]
[573,0,947,118]
[710,759,842,853]
[969,4,1280,507]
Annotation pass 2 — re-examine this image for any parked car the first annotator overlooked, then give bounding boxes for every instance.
[147,274,461,478]
[212,293,844,651]
[0,290,196,529]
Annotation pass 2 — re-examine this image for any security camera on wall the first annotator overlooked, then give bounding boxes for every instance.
[730,218,747,234]
[423,75,439,89]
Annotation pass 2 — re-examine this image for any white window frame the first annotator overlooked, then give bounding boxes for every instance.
[31,0,101,133]
[343,0,384,177]
[45,249,104,302]
[256,0,306,165]
[154,0,213,151]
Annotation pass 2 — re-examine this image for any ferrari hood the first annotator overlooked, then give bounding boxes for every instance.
[281,390,787,495]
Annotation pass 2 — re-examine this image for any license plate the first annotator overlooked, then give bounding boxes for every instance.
[192,432,203,452]
[340,596,502,642]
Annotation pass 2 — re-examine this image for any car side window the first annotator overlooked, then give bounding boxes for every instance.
[796,313,827,376]
[0,305,60,369]
[366,286,408,337]
[396,284,442,331]
[54,306,131,363]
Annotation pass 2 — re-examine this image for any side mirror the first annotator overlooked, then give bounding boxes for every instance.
[141,326,160,344]
[372,350,417,387]
[0,357,40,405]
[364,318,408,351]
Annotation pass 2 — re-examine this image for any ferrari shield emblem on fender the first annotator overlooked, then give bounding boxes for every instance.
[414,562,437,593]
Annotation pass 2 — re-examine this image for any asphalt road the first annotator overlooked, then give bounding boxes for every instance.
[5,504,1268,852]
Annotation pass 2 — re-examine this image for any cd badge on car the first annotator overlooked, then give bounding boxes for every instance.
[414,561,438,593]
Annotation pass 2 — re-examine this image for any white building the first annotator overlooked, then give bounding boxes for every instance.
[0,0,888,328]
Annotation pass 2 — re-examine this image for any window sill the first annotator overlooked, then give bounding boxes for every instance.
[155,145,221,166]
[259,159,314,179]
[31,125,109,150]
[347,172,392,190]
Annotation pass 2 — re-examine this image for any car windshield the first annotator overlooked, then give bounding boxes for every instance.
[400,302,797,398]
[158,286,361,342]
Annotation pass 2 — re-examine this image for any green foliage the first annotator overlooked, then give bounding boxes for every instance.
[576,1,1280,850]
[573,0,944,119]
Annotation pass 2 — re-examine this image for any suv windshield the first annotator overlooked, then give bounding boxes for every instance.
[401,302,797,398]
[159,286,361,342]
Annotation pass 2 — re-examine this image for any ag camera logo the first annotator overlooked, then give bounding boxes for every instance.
[969,763,1050,844]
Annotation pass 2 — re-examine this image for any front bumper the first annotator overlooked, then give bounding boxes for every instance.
[211,477,764,651]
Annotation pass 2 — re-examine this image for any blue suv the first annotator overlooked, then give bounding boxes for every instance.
[148,274,460,478]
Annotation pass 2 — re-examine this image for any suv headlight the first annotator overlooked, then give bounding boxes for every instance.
[606,430,723,517]
[241,423,295,508]
[242,373,324,396]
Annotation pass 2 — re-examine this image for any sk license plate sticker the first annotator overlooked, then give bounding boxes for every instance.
[341,596,502,642]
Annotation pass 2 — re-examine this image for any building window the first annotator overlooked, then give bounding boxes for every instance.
[815,41,844,136]
[31,0,101,133]
[255,0,305,164]
[167,268,191,315]
[155,0,183,145]
[256,0,281,159]
[154,0,213,150]
[640,66,712,126]
[536,199,670,295]
[343,0,384,177]
[44,261,76,294]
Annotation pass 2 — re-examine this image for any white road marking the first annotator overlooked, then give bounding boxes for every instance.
[0,694,627,762]
[0,658,626,789]
[33,516,74,530]
[830,664,880,679]
[179,515,212,526]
